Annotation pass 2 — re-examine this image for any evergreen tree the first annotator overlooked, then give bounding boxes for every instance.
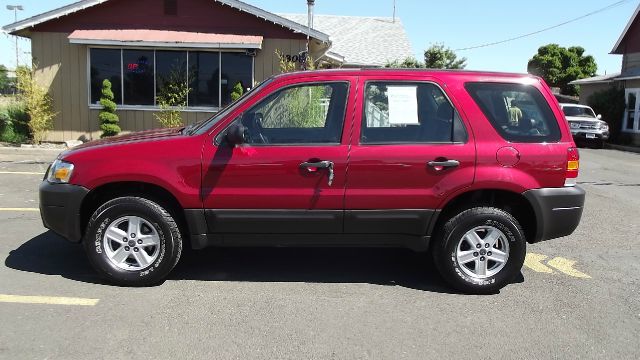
[99,79,120,138]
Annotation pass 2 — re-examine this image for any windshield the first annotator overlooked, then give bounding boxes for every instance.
[562,106,596,118]
[187,78,273,135]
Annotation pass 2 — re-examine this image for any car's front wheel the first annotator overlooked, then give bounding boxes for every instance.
[432,207,526,294]
[83,196,182,286]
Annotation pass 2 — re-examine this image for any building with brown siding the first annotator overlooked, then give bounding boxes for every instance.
[2,0,413,142]
[571,3,640,145]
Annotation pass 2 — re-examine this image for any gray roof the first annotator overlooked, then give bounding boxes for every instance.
[569,73,621,85]
[279,14,414,67]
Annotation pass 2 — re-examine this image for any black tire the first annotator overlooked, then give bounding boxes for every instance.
[432,207,526,294]
[83,196,183,286]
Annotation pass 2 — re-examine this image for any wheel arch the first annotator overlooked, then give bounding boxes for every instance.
[432,188,537,244]
[79,181,187,242]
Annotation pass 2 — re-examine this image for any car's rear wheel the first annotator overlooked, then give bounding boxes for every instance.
[433,207,526,294]
[83,196,182,286]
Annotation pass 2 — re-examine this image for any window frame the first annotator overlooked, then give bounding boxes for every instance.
[87,46,255,112]
[359,80,468,145]
[215,81,351,147]
[623,88,640,133]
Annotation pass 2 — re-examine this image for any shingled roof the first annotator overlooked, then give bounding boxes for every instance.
[279,14,414,67]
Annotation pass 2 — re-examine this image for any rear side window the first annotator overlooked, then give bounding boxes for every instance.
[465,82,561,143]
[361,82,467,144]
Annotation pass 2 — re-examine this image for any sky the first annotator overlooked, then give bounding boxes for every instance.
[1,0,638,75]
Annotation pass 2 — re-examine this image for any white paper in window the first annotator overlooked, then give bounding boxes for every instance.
[387,86,419,125]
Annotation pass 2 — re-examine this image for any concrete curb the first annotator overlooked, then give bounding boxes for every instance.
[0,146,65,152]
[605,143,640,154]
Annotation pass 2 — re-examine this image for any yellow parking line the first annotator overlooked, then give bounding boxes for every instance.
[0,294,99,306]
[0,171,45,175]
[0,208,39,212]
[524,253,553,273]
[547,257,592,279]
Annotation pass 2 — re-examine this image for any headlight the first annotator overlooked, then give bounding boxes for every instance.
[601,122,609,131]
[47,160,75,183]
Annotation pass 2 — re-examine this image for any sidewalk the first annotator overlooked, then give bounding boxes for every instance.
[0,145,63,163]
[605,143,640,154]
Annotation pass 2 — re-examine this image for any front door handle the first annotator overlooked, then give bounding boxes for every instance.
[427,159,460,170]
[300,160,334,186]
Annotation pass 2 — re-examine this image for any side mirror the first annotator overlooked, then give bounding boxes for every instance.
[597,114,602,120]
[225,124,247,146]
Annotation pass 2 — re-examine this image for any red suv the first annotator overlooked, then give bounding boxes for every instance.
[40,69,585,293]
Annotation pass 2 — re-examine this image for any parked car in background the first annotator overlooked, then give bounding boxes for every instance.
[560,103,609,148]
[40,69,585,294]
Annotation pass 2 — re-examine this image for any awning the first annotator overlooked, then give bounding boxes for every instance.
[68,29,263,49]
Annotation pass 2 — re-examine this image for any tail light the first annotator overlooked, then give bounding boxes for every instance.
[565,147,579,186]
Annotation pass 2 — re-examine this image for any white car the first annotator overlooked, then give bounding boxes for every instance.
[560,103,609,147]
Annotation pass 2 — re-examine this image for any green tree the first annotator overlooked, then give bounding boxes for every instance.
[16,64,56,144]
[385,57,423,68]
[99,79,120,137]
[424,44,467,69]
[527,44,597,96]
[0,65,9,93]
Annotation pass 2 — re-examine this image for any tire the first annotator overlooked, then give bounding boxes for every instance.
[83,196,183,286]
[432,207,526,294]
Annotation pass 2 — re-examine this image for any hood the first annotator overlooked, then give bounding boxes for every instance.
[70,127,184,151]
[565,116,602,123]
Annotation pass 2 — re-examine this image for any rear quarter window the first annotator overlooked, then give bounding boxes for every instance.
[465,82,561,143]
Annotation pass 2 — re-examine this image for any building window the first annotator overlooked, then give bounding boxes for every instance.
[624,89,639,132]
[123,50,155,105]
[221,53,253,106]
[156,50,188,105]
[88,48,253,109]
[90,48,122,105]
[189,52,220,107]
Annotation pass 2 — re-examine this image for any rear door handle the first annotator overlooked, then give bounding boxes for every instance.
[427,159,460,169]
[300,160,334,186]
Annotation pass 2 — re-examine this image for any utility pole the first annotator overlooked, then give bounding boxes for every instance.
[393,0,396,23]
[6,5,24,69]
[305,0,315,69]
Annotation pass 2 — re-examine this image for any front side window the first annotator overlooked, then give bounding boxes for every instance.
[235,82,349,145]
[466,82,561,143]
[361,82,467,144]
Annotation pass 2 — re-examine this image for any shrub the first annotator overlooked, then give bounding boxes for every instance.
[0,102,29,143]
[99,79,121,138]
[16,65,56,144]
[230,82,244,102]
[587,86,625,142]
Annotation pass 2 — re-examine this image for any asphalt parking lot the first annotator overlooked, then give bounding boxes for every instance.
[0,146,638,359]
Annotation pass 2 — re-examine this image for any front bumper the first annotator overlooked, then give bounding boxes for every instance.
[39,182,89,243]
[523,186,586,243]
[571,129,609,141]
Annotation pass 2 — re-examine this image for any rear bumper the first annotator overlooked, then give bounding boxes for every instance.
[39,182,89,243]
[523,186,586,243]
